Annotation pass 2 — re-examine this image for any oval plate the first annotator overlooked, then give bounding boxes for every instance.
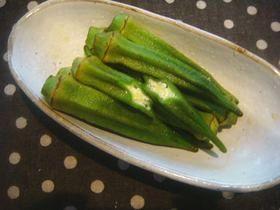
[8,0,280,192]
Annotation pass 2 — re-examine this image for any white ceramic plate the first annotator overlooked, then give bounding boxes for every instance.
[8,0,280,192]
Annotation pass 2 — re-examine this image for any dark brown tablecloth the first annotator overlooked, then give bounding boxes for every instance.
[0,0,280,209]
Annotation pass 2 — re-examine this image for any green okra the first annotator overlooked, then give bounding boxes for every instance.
[219,112,238,129]
[184,93,238,129]
[71,56,153,117]
[195,111,219,141]
[152,103,213,150]
[142,76,226,152]
[176,129,213,150]
[184,93,227,123]
[84,27,105,56]
[106,14,238,103]
[41,68,198,152]
[86,25,207,96]
[92,31,242,117]
[84,45,92,57]
[199,111,219,135]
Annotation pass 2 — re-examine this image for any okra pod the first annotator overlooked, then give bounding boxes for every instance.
[84,27,104,56]
[176,129,214,150]
[219,112,238,129]
[41,68,198,152]
[184,93,227,122]
[71,56,153,117]
[199,111,219,135]
[142,76,226,152]
[92,31,242,116]
[152,102,213,149]
[195,111,219,141]
[85,25,207,96]
[106,14,238,103]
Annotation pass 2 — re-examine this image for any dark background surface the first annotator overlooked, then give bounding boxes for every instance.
[0,0,280,210]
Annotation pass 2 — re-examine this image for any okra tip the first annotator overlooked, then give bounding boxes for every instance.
[210,134,227,153]
[190,146,199,152]
[235,107,243,117]
[216,139,227,153]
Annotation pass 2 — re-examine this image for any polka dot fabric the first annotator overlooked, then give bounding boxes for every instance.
[0,0,279,209]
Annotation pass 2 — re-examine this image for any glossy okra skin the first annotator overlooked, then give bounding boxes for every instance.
[84,27,104,56]
[86,25,205,96]
[199,111,219,135]
[84,25,238,129]
[41,68,198,152]
[185,93,238,129]
[106,14,239,103]
[142,76,226,152]
[92,31,242,117]
[71,56,153,117]
[219,112,238,129]
[186,94,226,121]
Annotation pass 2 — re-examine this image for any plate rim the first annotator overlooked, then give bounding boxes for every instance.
[7,0,280,192]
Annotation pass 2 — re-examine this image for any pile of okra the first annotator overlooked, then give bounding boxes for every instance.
[42,14,242,153]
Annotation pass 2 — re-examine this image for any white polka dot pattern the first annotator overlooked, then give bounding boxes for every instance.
[0,0,6,8]
[3,51,8,62]
[9,152,21,165]
[196,0,207,10]
[1,0,280,208]
[7,186,20,199]
[247,6,257,15]
[90,180,105,194]
[15,117,27,129]
[40,134,52,147]
[4,84,16,96]
[271,21,280,32]
[41,180,55,193]
[130,195,145,209]
[117,159,130,170]
[165,0,175,4]
[64,156,78,169]
[224,19,234,29]
[27,1,38,11]
[256,39,268,50]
